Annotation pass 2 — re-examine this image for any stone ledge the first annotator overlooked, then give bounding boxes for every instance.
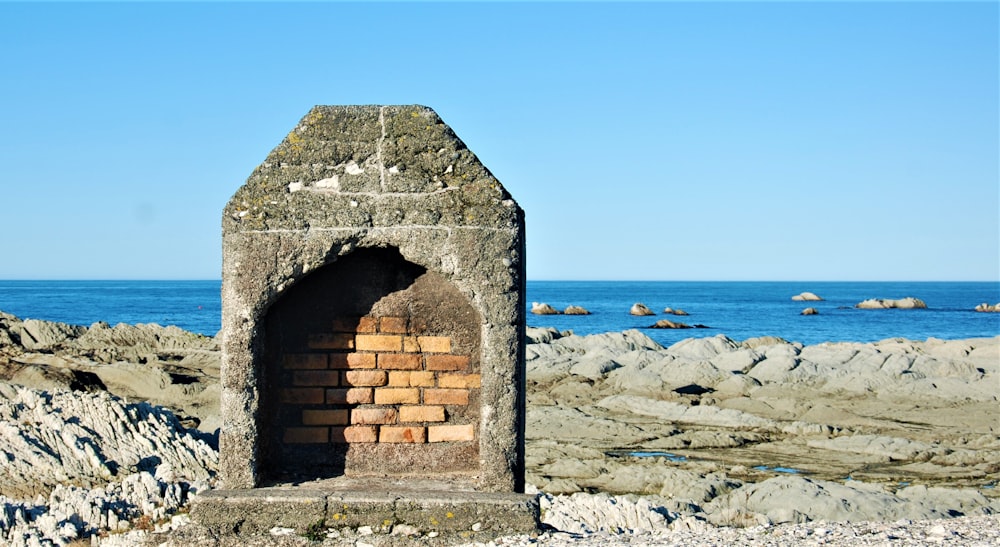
[190,488,328,534]
[191,488,539,536]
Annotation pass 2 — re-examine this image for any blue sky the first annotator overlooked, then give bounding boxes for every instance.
[1,2,997,281]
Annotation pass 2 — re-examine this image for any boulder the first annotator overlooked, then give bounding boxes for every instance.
[792,292,823,301]
[531,302,561,315]
[630,303,655,316]
[563,305,591,315]
[801,307,819,315]
[974,302,1000,313]
[17,319,87,351]
[663,307,689,316]
[856,297,927,309]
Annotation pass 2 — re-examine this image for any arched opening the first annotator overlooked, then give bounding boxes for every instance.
[259,247,482,484]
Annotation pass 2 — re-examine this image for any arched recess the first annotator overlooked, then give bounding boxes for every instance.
[258,247,483,484]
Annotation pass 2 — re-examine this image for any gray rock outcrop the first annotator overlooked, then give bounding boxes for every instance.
[526,328,1000,523]
[564,306,591,315]
[0,312,220,432]
[0,384,216,499]
[792,292,824,301]
[974,302,1000,313]
[0,384,215,546]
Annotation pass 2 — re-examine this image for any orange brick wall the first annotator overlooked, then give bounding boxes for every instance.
[279,316,478,447]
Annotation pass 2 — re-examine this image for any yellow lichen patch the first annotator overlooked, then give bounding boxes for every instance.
[305,111,325,125]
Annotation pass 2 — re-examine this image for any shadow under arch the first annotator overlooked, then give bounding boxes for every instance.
[259,246,483,484]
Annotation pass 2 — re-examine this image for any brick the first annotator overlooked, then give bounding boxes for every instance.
[416,336,451,353]
[355,334,401,352]
[308,333,355,350]
[424,388,469,406]
[437,373,482,389]
[379,316,408,334]
[351,407,397,425]
[425,355,469,371]
[428,424,475,443]
[331,425,377,443]
[283,427,329,444]
[326,387,374,405]
[329,352,376,369]
[282,353,327,370]
[301,409,349,426]
[342,370,387,387]
[377,353,422,370]
[399,405,445,423]
[358,316,378,333]
[408,371,436,387]
[292,370,341,387]
[402,336,420,353]
[279,388,325,404]
[387,371,411,387]
[374,388,420,405]
[379,426,426,443]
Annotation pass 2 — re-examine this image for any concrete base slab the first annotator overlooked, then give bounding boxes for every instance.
[190,487,539,537]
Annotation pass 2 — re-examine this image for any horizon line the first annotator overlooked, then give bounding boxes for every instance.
[1,278,998,284]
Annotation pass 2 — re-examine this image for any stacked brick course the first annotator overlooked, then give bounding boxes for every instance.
[279,316,479,448]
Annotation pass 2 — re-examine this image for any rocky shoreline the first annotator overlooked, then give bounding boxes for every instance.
[0,311,997,545]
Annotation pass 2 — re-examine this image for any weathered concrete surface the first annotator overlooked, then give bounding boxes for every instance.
[190,488,539,535]
[219,105,525,491]
[189,489,328,535]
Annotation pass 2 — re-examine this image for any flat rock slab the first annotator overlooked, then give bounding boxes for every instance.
[191,488,539,536]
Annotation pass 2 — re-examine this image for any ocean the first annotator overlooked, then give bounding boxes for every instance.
[0,280,997,346]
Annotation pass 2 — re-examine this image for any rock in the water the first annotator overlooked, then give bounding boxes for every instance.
[792,292,824,301]
[650,319,693,329]
[563,305,591,315]
[801,307,819,315]
[974,302,1000,312]
[856,297,927,309]
[663,307,690,316]
[531,302,561,315]
[630,303,655,316]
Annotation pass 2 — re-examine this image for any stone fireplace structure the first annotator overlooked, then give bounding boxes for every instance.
[193,105,535,535]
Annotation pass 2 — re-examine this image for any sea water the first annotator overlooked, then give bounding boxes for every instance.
[0,280,222,336]
[0,280,997,345]
[526,281,1000,346]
